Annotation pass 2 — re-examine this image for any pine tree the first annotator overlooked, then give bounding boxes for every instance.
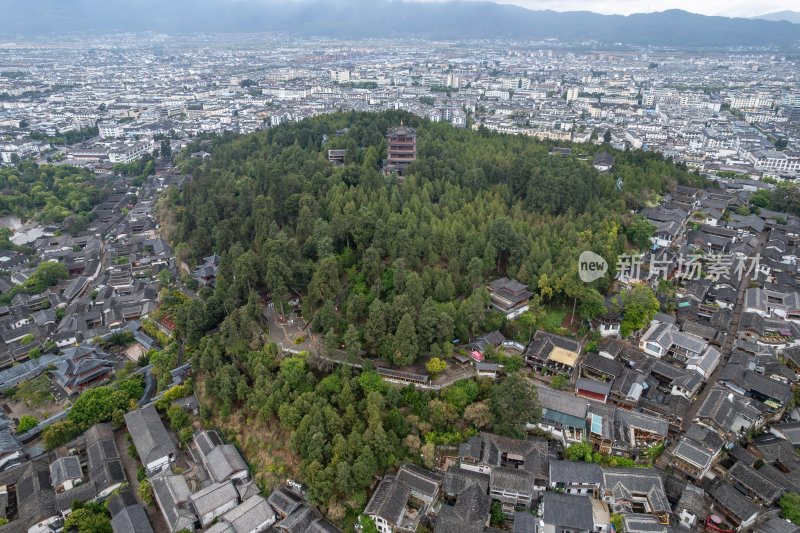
[392,313,418,366]
[364,300,386,354]
[416,298,439,351]
[342,324,361,363]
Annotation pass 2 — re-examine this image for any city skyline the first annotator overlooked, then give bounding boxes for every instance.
[2,4,800,532]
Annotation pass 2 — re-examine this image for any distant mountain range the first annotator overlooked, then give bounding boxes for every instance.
[752,11,800,24]
[4,1,800,49]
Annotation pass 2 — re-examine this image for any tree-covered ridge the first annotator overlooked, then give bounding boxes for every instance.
[164,111,706,521]
[194,338,538,518]
[0,163,105,224]
[170,111,703,355]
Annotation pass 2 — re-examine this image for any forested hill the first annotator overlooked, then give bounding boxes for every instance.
[161,111,704,513]
[168,110,703,354]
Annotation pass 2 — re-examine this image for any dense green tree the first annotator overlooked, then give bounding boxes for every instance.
[392,313,418,366]
[626,214,657,250]
[63,506,111,533]
[138,479,154,505]
[42,420,79,449]
[34,261,69,286]
[614,283,660,337]
[0,164,102,227]
[564,441,594,462]
[417,298,439,352]
[343,324,361,363]
[467,256,483,287]
[750,189,771,208]
[364,300,387,354]
[770,185,800,216]
[579,288,607,320]
[279,356,308,389]
[464,401,492,428]
[490,501,505,527]
[487,217,518,272]
[550,375,568,390]
[361,516,379,533]
[309,256,339,307]
[781,492,800,525]
[363,246,383,296]
[16,415,38,433]
[425,358,447,379]
[323,328,339,358]
[490,373,541,438]
[352,445,377,488]
[610,514,624,533]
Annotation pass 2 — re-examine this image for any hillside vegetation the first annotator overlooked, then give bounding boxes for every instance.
[171,111,703,358]
[163,111,705,520]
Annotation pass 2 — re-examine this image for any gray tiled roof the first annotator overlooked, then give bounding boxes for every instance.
[576,378,612,396]
[150,472,195,533]
[641,321,706,354]
[442,465,489,496]
[601,467,669,514]
[727,461,783,503]
[685,423,724,451]
[728,444,757,466]
[276,504,323,532]
[110,503,155,533]
[190,481,239,516]
[757,518,800,533]
[513,511,539,533]
[459,433,549,480]
[548,460,602,486]
[709,481,762,522]
[622,513,665,533]
[194,429,223,458]
[720,363,793,405]
[55,481,98,511]
[0,428,25,459]
[696,385,764,433]
[206,444,248,483]
[16,456,57,528]
[305,517,341,533]
[542,492,594,531]
[395,462,442,498]
[364,475,410,525]
[0,354,58,391]
[676,484,706,520]
[205,521,234,533]
[538,386,588,420]
[673,438,714,469]
[491,465,533,495]
[218,495,275,533]
[267,485,303,518]
[124,405,176,467]
[435,484,489,533]
[49,455,82,487]
[87,436,126,492]
[84,422,114,447]
[614,408,668,439]
[580,352,625,379]
[107,489,138,517]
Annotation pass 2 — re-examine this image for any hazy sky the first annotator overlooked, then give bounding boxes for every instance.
[446,0,792,18]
